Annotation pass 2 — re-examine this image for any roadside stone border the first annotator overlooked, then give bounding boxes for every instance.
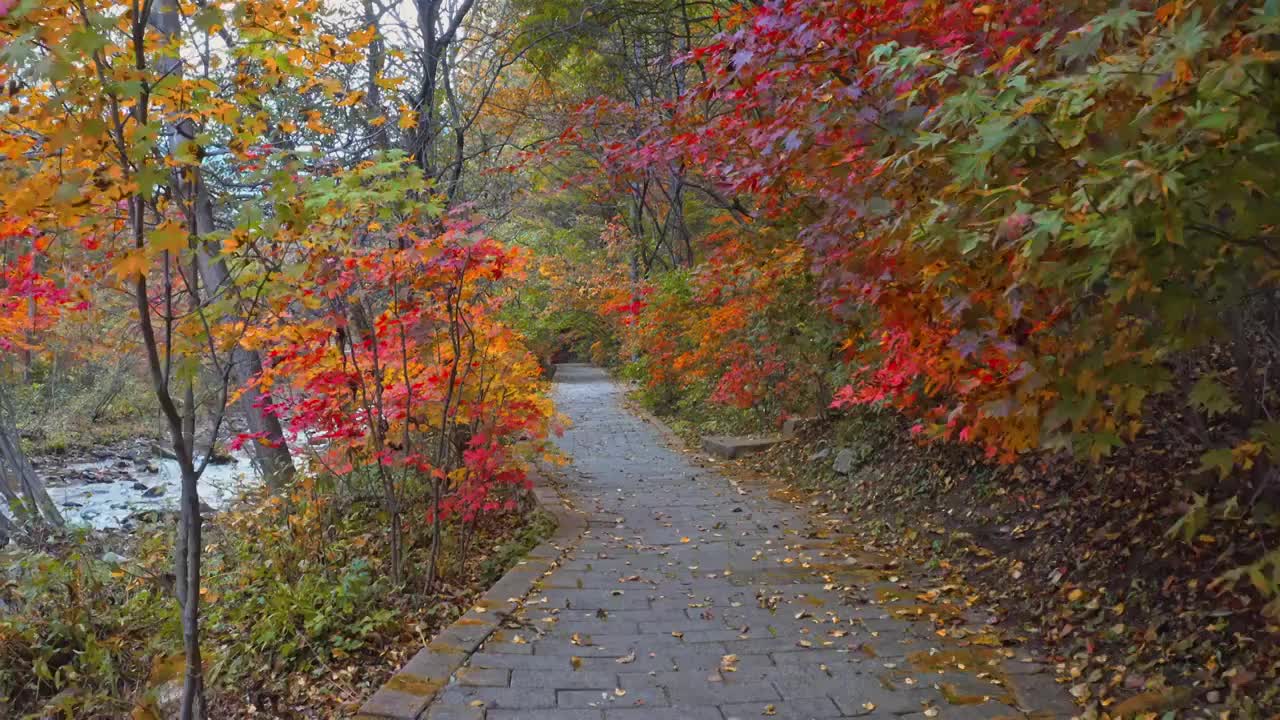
[355,470,587,720]
[622,396,689,450]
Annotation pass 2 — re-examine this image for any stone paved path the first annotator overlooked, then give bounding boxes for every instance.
[425,364,1076,720]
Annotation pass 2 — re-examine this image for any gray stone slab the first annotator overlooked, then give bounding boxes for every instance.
[703,435,785,459]
[721,697,843,719]
[604,707,723,720]
[434,686,556,710]
[486,711,603,720]
[452,667,509,687]
[619,671,782,705]
[510,670,620,689]
[466,653,570,670]
[827,680,941,716]
[423,707,485,720]
[557,687,668,708]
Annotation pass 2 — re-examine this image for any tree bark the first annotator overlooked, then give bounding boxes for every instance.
[151,2,208,717]
[192,191,296,489]
[0,384,63,528]
[410,0,479,185]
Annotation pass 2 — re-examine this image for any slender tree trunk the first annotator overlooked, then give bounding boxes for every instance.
[0,464,25,518]
[427,289,463,592]
[0,506,16,544]
[152,2,207,716]
[176,376,205,720]
[0,384,63,527]
[364,0,392,152]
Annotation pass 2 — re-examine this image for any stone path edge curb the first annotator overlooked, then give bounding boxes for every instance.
[355,468,587,720]
[615,382,688,450]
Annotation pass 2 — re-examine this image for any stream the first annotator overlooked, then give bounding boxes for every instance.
[32,443,260,530]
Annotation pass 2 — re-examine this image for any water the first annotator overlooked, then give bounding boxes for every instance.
[48,451,260,529]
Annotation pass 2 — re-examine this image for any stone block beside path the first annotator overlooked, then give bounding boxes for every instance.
[702,434,783,459]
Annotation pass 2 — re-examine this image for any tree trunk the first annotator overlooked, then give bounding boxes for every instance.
[0,384,63,527]
[192,190,295,489]
[0,506,16,545]
[152,2,207,717]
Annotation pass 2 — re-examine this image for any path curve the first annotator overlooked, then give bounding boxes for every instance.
[424,364,1075,720]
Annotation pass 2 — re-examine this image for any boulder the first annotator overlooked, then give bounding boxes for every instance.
[833,448,856,475]
[141,679,184,720]
[781,416,818,439]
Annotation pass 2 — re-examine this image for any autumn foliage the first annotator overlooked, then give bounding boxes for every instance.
[554,0,1280,470]
[526,0,1280,613]
[1,1,554,715]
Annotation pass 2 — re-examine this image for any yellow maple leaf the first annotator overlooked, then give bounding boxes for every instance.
[111,250,150,280]
[150,222,189,254]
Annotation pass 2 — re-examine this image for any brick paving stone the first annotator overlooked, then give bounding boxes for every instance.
[416,365,1075,720]
[422,706,485,720]
[721,697,843,719]
[827,679,942,716]
[556,687,668,708]
[509,670,619,689]
[603,708,723,720]
[434,686,556,710]
[486,711,603,720]
[452,667,509,687]
[466,653,570,671]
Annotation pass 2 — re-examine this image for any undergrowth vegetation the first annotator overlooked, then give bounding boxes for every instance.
[1,489,553,718]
